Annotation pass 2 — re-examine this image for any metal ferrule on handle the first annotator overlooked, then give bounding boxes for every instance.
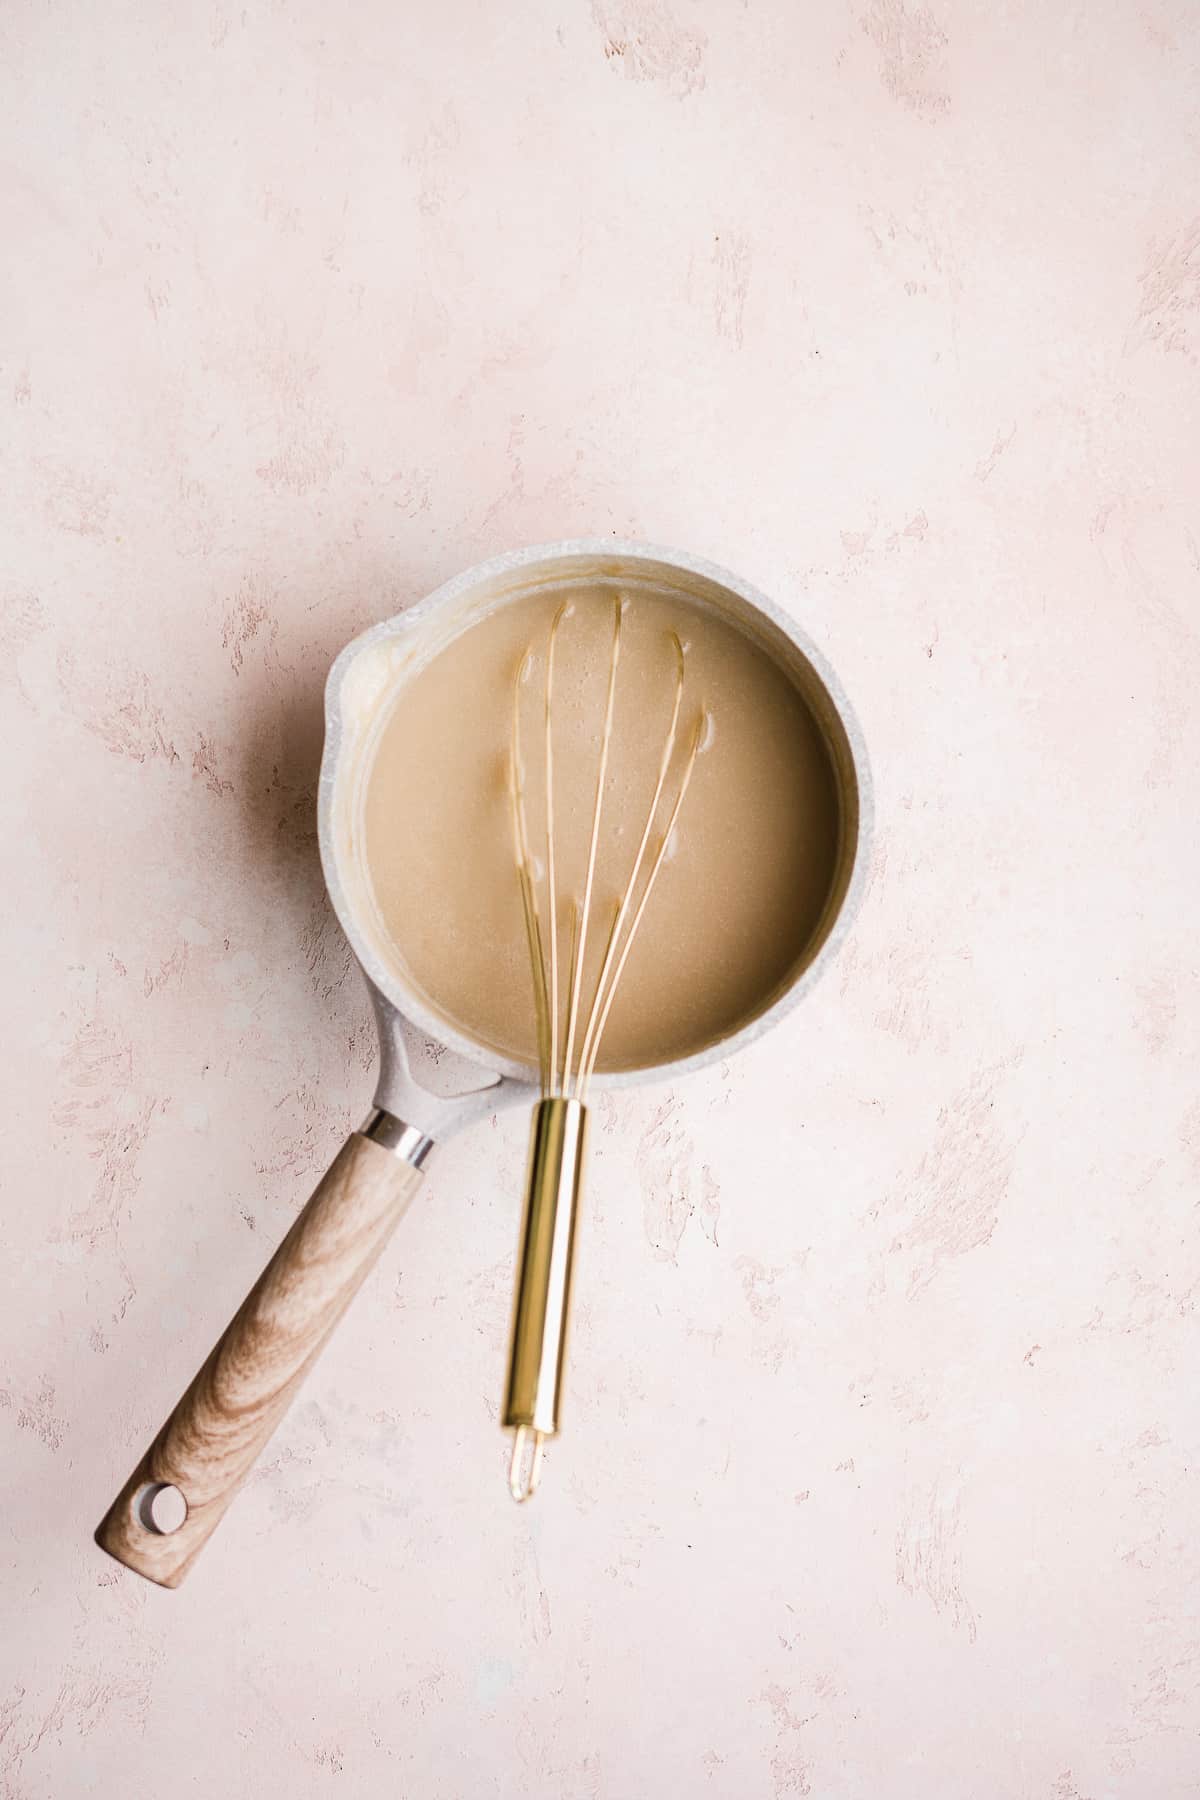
[360,1107,436,1168]
[503,1097,588,1501]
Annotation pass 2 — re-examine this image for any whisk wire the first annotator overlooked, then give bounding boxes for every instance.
[543,604,568,1095]
[560,597,622,1094]
[579,710,706,1098]
[510,598,703,1097]
[575,632,686,1086]
[560,901,580,1097]
[509,657,551,1090]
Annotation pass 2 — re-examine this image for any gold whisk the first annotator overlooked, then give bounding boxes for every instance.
[502,595,705,1501]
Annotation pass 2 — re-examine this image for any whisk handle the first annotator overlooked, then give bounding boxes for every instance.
[94,1129,424,1587]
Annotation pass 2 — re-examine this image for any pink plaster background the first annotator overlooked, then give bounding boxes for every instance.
[2,2,1199,1795]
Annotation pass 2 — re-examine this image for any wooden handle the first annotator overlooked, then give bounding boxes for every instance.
[95,1132,423,1588]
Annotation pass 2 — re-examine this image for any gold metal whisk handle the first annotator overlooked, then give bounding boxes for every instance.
[503,1097,588,1501]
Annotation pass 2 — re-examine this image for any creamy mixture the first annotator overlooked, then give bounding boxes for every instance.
[362,586,839,1073]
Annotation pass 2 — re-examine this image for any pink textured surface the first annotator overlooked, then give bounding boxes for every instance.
[2,2,1199,1795]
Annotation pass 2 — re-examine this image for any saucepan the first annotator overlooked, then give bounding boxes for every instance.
[95,540,871,1587]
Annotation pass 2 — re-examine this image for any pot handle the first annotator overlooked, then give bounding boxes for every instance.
[95,1127,424,1588]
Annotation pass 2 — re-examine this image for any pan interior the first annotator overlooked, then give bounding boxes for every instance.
[355,578,843,1077]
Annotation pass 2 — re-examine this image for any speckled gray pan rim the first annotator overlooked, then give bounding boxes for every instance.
[318,539,874,1089]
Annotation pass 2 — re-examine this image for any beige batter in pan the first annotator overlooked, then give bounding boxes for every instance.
[362,585,841,1072]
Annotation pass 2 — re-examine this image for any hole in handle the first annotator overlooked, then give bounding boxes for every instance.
[136,1482,188,1535]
